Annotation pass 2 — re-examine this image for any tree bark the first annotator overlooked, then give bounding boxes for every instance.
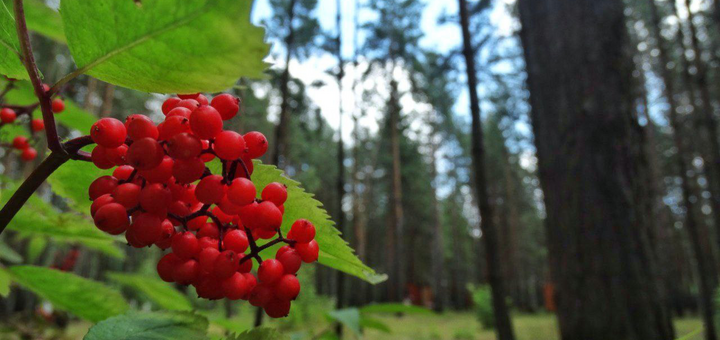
[517,0,675,339]
[387,77,405,302]
[333,0,346,334]
[429,121,446,311]
[271,0,297,168]
[458,0,515,339]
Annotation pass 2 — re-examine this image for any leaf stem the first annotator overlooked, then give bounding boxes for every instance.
[13,0,64,154]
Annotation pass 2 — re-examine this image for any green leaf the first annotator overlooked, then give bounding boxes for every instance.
[0,267,10,297]
[107,272,192,311]
[0,238,22,263]
[251,161,386,284]
[60,0,269,93]
[326,309,361,336]
[359,316,391,333]
[47,160,109,213]
[359,303,431,315]
[25,236,46,263]
[0,1,27,79]
[84,311,209,340]
[3,0,65,43]
[675,328,703,340]
[9,265,129,322]
[222,328,286,340]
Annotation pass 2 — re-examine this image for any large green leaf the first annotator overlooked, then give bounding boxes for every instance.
[9,265,129,322]
[0,267,10,297]
[359,303,431,315]
[223,328,286,340]
[84,311,209,340]
[3,0,65,43]
[60,0,269,93]
[0,1,26,79]
[47,160,109,213]
[107,272,192,311]
[326,309,362,336]
[251,161,386,284]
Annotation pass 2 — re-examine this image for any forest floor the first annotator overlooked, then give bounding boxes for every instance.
[55,311,702,340]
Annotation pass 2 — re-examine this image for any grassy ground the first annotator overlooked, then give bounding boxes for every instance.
[33,312,707,340]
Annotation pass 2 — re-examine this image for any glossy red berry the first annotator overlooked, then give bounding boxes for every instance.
[277,249,302,274]
[176,99,200,111]
[113,165,135,181]
[130,213,164,245]
[91,146,114,169]
[198,247,220,273]
[126,114,158,140]
[264,299,291,318]
[89,176,119,200]
[20,147,37,161]
[167,132,202,159]
[258,259,284,284]
[51,98,65,113]
[213,250,239,279]
[178,93,200,100]
[112,183,141,208]
[139,183,172,213]
[211,94,240,120]
[195,175,225,204]
[290,219,316,243]
[93,203,129,234]
[244,131,268,159]
[12,136,29,149]
[222,272,249,300]
[249,285,273,307]
[262,182,287,206]
[162,97,181,115]
[91,118,127,148]
[213,131,245,160]
[173,259,199,285]
[91,194,115,217]
[227,178,256,206]
[256,201,283,230]
[172,232,200,260]
[0,108,16,123]
[172,157,206,184]
[223,229,249,254]
[166,107,192,119]
[295,240,319,263]
[139,156,174,183]
[31,119,44,132]
[275,275,300,300]
[190,105,223,139]
[127,137,164,170]
[157,253,181,282]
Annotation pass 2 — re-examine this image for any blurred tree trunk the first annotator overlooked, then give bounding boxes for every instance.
[517,0,675,339]
[458,0,515,339]
[429,120,446,311]
[499,139,521,310]
[100,84,115,118]
[272,0,297,168]
[334,0,346,334]
[387,77,405,302]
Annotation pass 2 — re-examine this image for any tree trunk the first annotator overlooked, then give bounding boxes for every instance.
[334,0,346,334]
[429,122,446,311]
[387,77,405,302]
[271,0,297,168]
[458,0,515,339]
[517,0,675,339]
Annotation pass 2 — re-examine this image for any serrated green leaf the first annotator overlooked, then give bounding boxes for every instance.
[3,0,65,43]
[326,309,361,336]
[251,161,385,284]
[83,311,209,340]
[107,272,192,311]
[0,238,22,263]
[60,0,269,93]
[9,265,129,322]
[359,303,431,315]
[0,1,27,79]
[223,328,286,340]
[0,266,10,296]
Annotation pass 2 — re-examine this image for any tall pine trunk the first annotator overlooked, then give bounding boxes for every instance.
[458,0,515,339]
[272,0,297,167]
[333,0,347,334]
[517,0,674,339]
[387,77,405,301]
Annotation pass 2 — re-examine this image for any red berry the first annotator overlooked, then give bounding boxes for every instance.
[197,223,220,239]
[112,165,135,181]
[200,139,215,162]
[176,99,200,111]
[1,108,16,123]
[249,285,273,307]
[91,118,127,148]
[223,229,249,254]
[129,213,164,245]
[20,147,37,161]
[172,232,200,260]
[275,275,300,300]
[213,250,239,279]
[188,215,208,231]
[256,201,283,230]
[166,132,202,159]
[238,254,253,273]
[155,219,175,249]
[126,114,158,140]
[139,183,172,213]
[264,299,291,318]
[198,247,220,273]
[227,178,256,206]
[31,119,44,132]
[290,219,316,243]
[262,182,287,206]
[178,93,200,100]
[91,146,115,169]
[90,194,114,216]
[139,156,174,183]
[196,94,209,106]
[195,175,225,204]
[166,107,192,119]
[195,276,224,300]
[51,98,65,113]
[189,105,223,139]
[158,115,191,140]
[258,259,284,284]
[157,253,181,282]
[213,131,246,160]
[198,236,219,249]
[222,272,249,300]
[295,240,319,263]
[89,176,119,200]
[162,97,181,115]
[127,137,164,170]
[244,132,268,159]
[173,259,199,285]
[105,145,128,165]
[211,94,240,120]
[112,182,141,208]
[93,203,129,234]
[277,249,302,274]
[217,196,243,215]
[172,157,206,184]
[12,136,29,149]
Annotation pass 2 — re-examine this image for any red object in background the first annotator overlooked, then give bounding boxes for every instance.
[544,282,556,312]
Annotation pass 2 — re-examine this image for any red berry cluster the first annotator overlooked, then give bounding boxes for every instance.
[1,83,63,162]
[87,93,319,318]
